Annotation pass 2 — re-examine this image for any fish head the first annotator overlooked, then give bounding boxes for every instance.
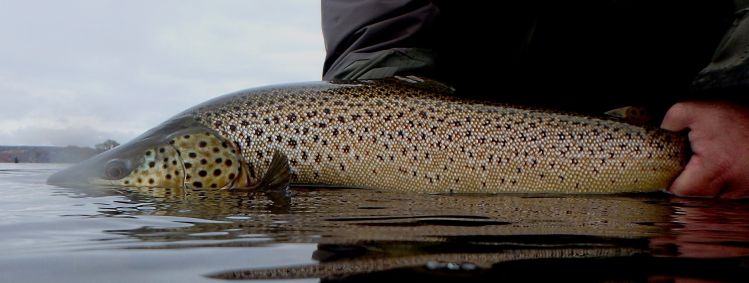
[47,117,244,190]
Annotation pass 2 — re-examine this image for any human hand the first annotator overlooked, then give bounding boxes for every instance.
[660,101,749,199]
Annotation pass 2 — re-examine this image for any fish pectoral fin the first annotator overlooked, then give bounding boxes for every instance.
[229,159,255,190]
[230,150,291,192]
[259,150,292,191]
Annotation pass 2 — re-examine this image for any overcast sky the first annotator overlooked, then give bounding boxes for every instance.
[0,0,324,147]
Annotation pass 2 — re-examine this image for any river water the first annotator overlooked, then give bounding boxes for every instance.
[1,163,748,282]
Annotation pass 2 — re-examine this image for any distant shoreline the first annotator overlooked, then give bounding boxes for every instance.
[0,145,101,163]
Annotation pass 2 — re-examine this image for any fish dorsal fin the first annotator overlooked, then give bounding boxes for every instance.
[260,150,291,191]
[604,106,652,125]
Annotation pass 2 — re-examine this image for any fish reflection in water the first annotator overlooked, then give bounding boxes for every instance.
[86,185,749,281]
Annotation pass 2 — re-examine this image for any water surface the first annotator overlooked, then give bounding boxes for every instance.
[1,163,748,282]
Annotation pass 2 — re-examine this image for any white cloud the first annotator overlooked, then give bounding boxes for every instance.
[0,0,324,147]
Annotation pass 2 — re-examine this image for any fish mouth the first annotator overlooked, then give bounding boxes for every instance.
[47,164,85,187]
[46,154,118,189]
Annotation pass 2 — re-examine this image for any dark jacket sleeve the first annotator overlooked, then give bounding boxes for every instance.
[692,7,749,102]
[321,0,739,113]
[321,0,440,80]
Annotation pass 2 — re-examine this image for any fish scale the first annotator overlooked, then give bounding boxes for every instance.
[184,77,688,193]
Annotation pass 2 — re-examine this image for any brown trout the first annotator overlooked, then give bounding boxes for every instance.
[47,77,688,193]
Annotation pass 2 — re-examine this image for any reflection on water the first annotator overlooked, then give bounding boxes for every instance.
[651,198,749,259]
[1,163,748,282]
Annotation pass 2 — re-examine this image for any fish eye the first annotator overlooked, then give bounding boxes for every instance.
[103,159,130,180]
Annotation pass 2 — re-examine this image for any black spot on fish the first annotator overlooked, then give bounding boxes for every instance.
[184,135,191,139]
[215,158,222,164]
[162,164,168,169]
[185,162,192,169]
[213,147,220,153]
[145,151,152,156]
[228,173,235,179]
[189,152,197,158]
[213,169,222,176]
[224,159,232,167]
[200,159,207,165]
[137,178,142,183]
[166,174,172,180]
[193,181,203,188]
[199,141,207,147]
[169,140,175,145]
[199,170,207,177]
[211,184,217,188]
[222,142,228,148]
[148,178,154,184]
[148,161,155,168]
[124,180,130,185]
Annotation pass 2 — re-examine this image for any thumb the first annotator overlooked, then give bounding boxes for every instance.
[661,102,693,132]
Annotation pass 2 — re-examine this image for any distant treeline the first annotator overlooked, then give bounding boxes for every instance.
[0,146,100,163]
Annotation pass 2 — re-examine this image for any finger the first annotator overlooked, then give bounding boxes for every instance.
[668,155,725,198]
[661,102,694,132]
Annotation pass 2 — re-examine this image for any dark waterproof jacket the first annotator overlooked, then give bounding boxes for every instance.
[322,0,749,116]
